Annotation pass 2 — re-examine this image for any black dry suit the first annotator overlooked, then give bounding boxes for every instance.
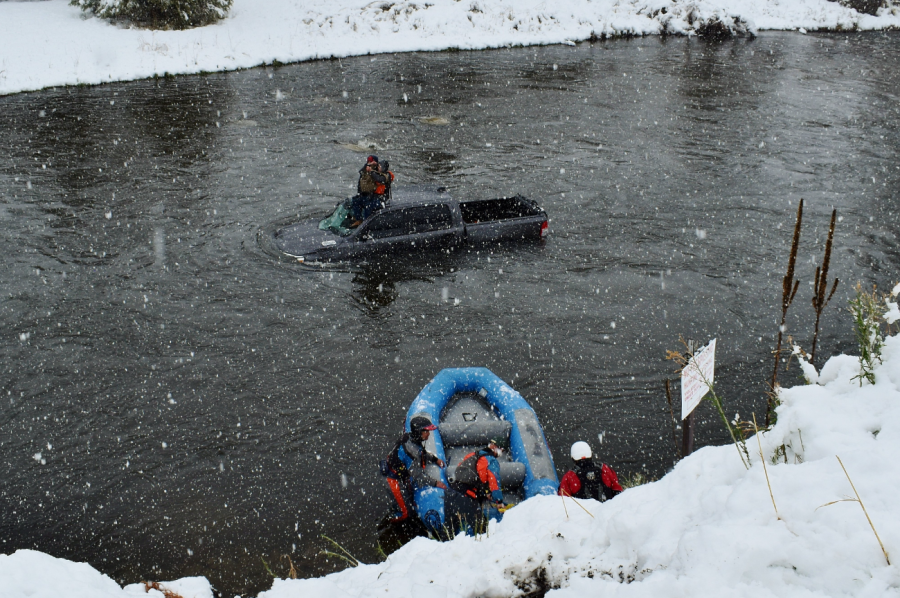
[572,459,622,502]
[384,432,443,488]
[381,431,445,522]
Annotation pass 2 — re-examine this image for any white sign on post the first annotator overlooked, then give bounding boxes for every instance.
[681,339,716,420]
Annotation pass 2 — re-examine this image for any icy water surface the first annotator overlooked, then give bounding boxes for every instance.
[1,32,898,596]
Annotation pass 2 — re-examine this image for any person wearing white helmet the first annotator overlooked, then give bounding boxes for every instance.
[557,441,622,501]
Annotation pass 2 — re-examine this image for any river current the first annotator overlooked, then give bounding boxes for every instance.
[1,32,898,596]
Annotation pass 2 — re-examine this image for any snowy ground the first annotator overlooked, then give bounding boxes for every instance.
[0,549,213,598]
[1,0,900,96]
[4,289,899,597]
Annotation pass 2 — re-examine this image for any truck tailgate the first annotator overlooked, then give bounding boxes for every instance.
[465,215,547,244]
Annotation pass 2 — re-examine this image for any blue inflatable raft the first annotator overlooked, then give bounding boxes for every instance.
[400,367,559,534]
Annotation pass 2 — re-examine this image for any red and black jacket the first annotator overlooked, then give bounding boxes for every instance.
[558,459,622,501]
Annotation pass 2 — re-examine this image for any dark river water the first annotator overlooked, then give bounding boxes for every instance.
[1,31,898,597]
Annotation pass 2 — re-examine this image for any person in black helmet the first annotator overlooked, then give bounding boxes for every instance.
[377,159,394,201]
[557,441,622,501]
[380,415,447,523]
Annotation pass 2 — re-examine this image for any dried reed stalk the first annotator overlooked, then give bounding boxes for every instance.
[560,489,595,518]
[818,457,890,566]
[322,535,361,567]
[769,198,803,426]
[282,554,298,579]
[810,209,839,363]
[836,456,890,565]
[665,379,680,458]
[752,413,780,520]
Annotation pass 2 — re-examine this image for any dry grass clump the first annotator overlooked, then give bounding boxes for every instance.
[261,554,300,579]
[619,472,656,489]
[141,581,184,598]
[849,283,887,385]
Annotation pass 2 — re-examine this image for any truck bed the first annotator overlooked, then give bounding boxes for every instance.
[460,196,547,244]
[459,196,544,223]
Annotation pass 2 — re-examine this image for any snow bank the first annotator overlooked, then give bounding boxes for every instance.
[260,332,900,598]
[0,549,213,598]
[1,0,900,96]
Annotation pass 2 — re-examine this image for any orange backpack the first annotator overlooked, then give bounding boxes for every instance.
[375,171,395,195]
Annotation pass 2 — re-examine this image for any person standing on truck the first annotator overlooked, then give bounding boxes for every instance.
[557,441,622,501]
[350,155,389,226]
[377,159,394,201]
[380,415,447,523]
[450,438,507,512]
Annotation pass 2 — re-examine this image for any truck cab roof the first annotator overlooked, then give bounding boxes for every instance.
[384,185,452,208]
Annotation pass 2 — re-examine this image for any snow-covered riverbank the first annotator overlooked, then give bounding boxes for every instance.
[261,322,900,596]
[5,291,899,597]
[1,0,899,96]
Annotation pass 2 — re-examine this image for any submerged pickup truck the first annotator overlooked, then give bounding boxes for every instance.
[273,185,548,263]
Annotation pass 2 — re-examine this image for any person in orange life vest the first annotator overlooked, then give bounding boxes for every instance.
[381,415,447,523]
[451,438,506,509]
[376,159,395,199]
[558,441,622,501]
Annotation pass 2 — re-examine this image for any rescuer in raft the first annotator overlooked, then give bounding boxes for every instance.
[450,438,507,510]
[557,441,623,501]
[380,415,447,523]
